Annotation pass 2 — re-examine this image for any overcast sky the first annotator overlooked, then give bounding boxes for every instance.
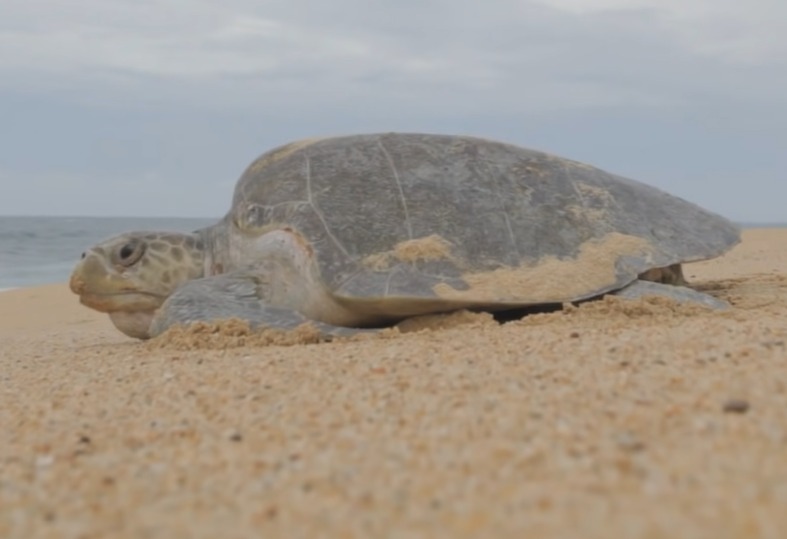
[1,0,785,222]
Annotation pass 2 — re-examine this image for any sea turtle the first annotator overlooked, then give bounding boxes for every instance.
[69,132,740,340]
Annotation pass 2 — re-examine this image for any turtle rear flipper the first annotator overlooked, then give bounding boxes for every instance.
[610,279,730,310]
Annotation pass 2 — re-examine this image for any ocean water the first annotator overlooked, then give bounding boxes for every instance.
[0,216,214,289]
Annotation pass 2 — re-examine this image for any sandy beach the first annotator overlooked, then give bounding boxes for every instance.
[1,227,786,538]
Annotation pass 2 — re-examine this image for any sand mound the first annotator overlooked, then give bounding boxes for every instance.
[145,319,327,350]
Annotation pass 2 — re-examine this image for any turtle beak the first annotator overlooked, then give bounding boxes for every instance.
[69,250,163,314]
[69,251,108,296]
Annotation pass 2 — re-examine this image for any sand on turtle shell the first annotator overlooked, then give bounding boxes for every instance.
[363,234,454,270]
[434,231,653,303]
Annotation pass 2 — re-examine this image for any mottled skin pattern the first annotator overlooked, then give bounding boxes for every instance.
[69,232,206,338]
[69,133,740,340]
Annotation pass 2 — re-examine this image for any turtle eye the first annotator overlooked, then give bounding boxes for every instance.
[116,241,144,267]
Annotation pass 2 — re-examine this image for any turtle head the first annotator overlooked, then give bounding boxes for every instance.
[69,230,207,339]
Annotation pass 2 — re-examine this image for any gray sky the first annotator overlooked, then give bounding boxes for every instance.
[1,0,785,222]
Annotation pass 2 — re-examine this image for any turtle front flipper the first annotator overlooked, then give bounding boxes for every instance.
[148,273,375,340]
[610,279,730,310]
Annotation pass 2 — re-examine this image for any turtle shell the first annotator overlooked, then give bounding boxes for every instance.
[227,133,739,308]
